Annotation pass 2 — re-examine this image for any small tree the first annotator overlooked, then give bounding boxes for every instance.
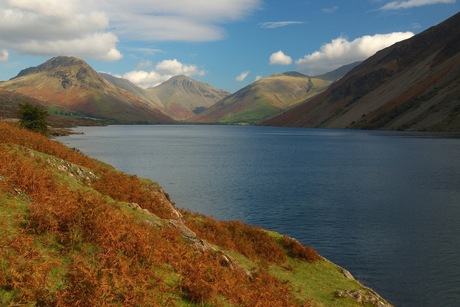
[17,103,49,134]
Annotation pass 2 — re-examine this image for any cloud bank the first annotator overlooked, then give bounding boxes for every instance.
[380,0,456,10]
[0,0,121,61]
[122,59,206,88]
[296,32,414,75]
[97,0,263,42]
[0,0,262,60]
[269,51,292,65]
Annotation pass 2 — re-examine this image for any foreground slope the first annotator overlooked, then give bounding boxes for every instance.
[0,121,390,306]
[264,12,460,132]
[0,56,173,124]
[192,72,332,124]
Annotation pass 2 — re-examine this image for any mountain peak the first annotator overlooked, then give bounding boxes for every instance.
[12,56,89,79]
[164,75,195,87]
[149,75,230,120]
[269,71,308,78]
[1,55,174,124]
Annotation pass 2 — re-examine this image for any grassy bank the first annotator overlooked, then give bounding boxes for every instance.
[0,121,391,306]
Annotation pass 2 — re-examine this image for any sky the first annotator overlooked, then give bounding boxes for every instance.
[0,0,458,93]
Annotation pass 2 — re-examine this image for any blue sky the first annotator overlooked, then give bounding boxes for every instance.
[0,0,458,93]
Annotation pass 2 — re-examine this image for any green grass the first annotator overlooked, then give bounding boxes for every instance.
[219,101,280,124]
[271,259,363,307]
[0,123,391,306]
[213,230,378,306]
[0,194,29,229]
[266,230,369,306]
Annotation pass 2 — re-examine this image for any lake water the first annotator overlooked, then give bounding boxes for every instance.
[59,125,460,307]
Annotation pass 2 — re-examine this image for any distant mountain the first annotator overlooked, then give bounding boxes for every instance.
[99,73,164,111]
[313,61,362,81]
[0,56,173,124]
[264,12,460,132]
[147,75,230,120]
[191,72,334,124]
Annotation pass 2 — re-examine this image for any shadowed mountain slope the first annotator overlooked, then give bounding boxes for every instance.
[263,12,460,132]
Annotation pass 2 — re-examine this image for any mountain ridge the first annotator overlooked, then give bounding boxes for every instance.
[0,56,364,126]
[263,12,460,132]
[191,72,337,124]
[147,75,230,120]
[99,72,164,110]
[0,56,174,124]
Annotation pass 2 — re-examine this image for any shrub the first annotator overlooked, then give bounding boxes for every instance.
[17,103,49,135]
[0,122,308,306]
[281,236,321,262]
[182,211,286,263]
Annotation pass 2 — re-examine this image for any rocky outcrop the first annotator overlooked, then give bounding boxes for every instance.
[335,289,392,307]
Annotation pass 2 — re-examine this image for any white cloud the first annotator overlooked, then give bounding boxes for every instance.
[0,0,121,60]
[155,59,205,76]
[259,21,305,29]
[14,33,122,61]
[269,50,293,65]
[296,32,414,75]
[128,48,164,56]
[255,75,263,81]
[236,71,250,81]
[0,49,8,62]
[103,0,261,21]
[123,59,206,88]
[380,0,456,10]
[322,6,339,14]
[0,0,262,59]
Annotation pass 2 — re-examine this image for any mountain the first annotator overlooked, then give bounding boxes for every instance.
[0,56,173,124]
[192,72,334,124]
[313,61,362,81]
[264,12,460,132]
[0,121,391,306]
[99,73,164,110]
[147,75,230,120]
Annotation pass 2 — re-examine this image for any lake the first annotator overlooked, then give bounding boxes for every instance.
[59,125,460,306]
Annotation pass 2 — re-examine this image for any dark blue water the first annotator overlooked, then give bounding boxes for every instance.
[60,125,460,306]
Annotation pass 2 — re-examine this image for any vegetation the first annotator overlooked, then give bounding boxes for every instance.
[0,121,390,306]
[17,103,49,134]
[219,102,280,124]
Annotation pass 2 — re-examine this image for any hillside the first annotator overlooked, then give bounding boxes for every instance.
[192,72,333,124]
[264,12,460,132]
[0,56,174,124]
[99,73,164,111]
[313,61,362,81]
[148,75,230,120]
[0,121,391,306]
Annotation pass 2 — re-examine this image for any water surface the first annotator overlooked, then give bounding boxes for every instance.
[60,125,460,306]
